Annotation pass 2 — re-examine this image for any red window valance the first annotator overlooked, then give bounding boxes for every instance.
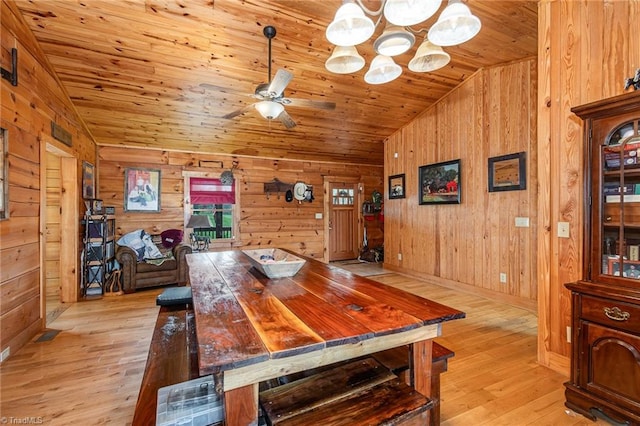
[190,177,235,204]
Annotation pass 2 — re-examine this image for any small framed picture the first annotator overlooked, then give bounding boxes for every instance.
[82,161,95,199]
[124,168,161,212]
[419,159,461,205]
[488,152,526,192]
[388,174,405,199]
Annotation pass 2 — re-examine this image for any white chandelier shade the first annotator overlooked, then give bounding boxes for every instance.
[427,0,481,47]
[364,55,402,84]
[325,45,366,74]
[383,0,442,26]
[408,39,450,72]
[326,2,376,47]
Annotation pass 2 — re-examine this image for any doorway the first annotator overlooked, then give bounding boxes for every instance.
[325,179,361,262]
[41,142,79,326]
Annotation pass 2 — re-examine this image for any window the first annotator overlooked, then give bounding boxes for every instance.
[0,128,7,220]
[184,173,239,245]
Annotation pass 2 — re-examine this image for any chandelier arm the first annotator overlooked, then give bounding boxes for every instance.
[405,26,429,36]
[354,0,385,16]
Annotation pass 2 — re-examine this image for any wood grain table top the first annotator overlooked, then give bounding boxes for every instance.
[187,249,465,377]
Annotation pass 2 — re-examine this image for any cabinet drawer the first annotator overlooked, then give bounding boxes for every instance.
[581,295,640,334]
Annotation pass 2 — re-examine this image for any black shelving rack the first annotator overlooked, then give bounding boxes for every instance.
[82,213,116,297]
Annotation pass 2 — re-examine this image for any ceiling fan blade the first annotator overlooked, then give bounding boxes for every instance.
[222,104,254,119]
[200,82,227,91]
[286,98,336,110]
[278,110,297,129]
[267,69,293,98]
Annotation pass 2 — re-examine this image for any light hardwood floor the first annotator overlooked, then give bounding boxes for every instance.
[0,264,607,425]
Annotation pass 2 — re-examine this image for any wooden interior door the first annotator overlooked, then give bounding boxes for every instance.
[328,182,359,261]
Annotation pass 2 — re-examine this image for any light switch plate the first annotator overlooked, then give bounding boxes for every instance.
[558,222,570,238]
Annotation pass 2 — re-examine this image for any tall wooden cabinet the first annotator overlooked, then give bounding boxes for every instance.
[565,92,640,424]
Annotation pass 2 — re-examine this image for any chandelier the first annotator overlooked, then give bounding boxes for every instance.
[325,0,481,84]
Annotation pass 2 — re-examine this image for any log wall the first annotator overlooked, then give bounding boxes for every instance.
[0,0,96,359]
[383,59,538,312]
[97,147,383,260]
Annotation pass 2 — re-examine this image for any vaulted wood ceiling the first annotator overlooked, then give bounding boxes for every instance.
[16,1,537,165]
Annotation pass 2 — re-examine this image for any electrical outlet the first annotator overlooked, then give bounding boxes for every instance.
[0,347,10,362]
[566,326,571,343]
[397,253,402,261]
[499,273,507,283]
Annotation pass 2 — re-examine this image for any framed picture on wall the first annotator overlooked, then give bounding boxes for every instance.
[82,161,95,199]
[124,168,161,212]
[388,174,405,199]
[488,152,526,192]
[419,159,461,205]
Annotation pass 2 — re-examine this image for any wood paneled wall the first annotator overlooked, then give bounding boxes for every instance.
[383,59,538,312]
[45,153,61,311]
[537,0,640,374]
[0,0,96,360]
[97,147,383,260]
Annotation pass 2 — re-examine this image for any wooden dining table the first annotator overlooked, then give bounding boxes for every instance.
[187,249,465,426]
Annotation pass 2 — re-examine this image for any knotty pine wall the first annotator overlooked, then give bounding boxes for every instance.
[97,146,383,260]
[383,59,538,313]
[1,1,97,359]
[537,0,640,374]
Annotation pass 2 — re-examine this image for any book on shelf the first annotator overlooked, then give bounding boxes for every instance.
[603,183,636,195]
[605,194,640,203]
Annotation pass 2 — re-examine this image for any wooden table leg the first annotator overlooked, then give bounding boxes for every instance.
[224,383,259,426]
[412,339,434,424]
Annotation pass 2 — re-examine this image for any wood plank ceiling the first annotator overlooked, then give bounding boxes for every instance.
[16,0,537,165]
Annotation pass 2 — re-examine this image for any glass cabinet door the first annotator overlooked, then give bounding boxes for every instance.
[600,120,640,281]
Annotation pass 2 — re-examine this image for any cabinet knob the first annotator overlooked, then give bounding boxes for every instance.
[603,306,631,321]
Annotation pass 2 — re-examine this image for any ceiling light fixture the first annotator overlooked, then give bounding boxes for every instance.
[373,25,415,57]
[325,0,481,83]
[255,101,284,120]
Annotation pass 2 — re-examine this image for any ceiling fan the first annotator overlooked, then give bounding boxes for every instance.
[203,26,336,129]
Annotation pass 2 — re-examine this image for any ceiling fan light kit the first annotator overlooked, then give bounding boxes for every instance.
[325,0,481,82]
[255,100,284,120]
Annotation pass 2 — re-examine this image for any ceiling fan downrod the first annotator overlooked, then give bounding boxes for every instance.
[263,25,277,83]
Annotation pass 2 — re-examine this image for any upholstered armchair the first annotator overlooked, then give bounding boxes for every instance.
[116,241,192,293]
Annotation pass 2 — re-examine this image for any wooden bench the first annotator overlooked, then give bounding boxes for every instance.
[259,357,434,425]
[373,342,455,426]
[132,305,199,426]
[261,342,454,426]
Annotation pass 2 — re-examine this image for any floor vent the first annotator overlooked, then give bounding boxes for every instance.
[35,330,61,343]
